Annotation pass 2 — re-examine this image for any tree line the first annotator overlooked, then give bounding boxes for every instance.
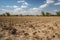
[0,11,60,16]
[41,11,60,16]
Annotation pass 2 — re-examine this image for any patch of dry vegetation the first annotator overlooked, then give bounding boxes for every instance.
[0,16,60,40]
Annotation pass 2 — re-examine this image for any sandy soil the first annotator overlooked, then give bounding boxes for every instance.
[0,16,60,40]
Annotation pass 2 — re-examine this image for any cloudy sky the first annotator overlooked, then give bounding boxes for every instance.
[0,0,60,15]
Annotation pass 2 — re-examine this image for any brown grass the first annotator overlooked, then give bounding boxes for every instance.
[0,16,60,40]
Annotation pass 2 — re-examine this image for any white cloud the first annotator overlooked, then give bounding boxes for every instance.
[32,8,38,10]
[21,5,27,8]
[2,0,55,15]
[17,0,29,6]
[25,7,40,15]
[53,10,58,12]
[21,2,29,8]
[6,5,18,8]
[1,9,10,12]
[58,0,60,1]
[6,5,19,8]
[39,0,54,10]
[6,5,13,8]
[5,5,28,13]
[17,0,25,3]
[17,1,24,3]
[46,0,54,4]
[14,8,21,11]
[54,2,60,5]
[26,0,55,15]
[13,5,18,8]
[1,9,6,11]
[39,4,48,9]
[30,8,38,12]
[23,2,29,5]
[17,0,29,8]
[5,5,21,12]
[6,5,10,7]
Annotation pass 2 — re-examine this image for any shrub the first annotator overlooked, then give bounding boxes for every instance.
[2,12,10,16]
[56,11,60,16]
[19,14,22,16]
[46,12,51,16]
[41,11,45,16]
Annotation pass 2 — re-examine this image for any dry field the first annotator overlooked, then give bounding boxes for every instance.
[0,16,60,40]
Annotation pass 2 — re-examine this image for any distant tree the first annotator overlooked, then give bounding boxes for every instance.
[41,11,45,16]
[46,12,51,16]
[13,14,19,16]
[0,14,2,16]
[56,11,60,16]
[2,12,10,16]
[19,14,22,16]
[5,12,10,16]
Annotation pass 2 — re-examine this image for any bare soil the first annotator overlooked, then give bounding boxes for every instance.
[0,16,60,40]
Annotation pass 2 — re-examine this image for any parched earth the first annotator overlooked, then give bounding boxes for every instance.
[0,16,60,40]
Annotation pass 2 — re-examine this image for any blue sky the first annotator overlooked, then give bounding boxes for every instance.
[0,0,60,15]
